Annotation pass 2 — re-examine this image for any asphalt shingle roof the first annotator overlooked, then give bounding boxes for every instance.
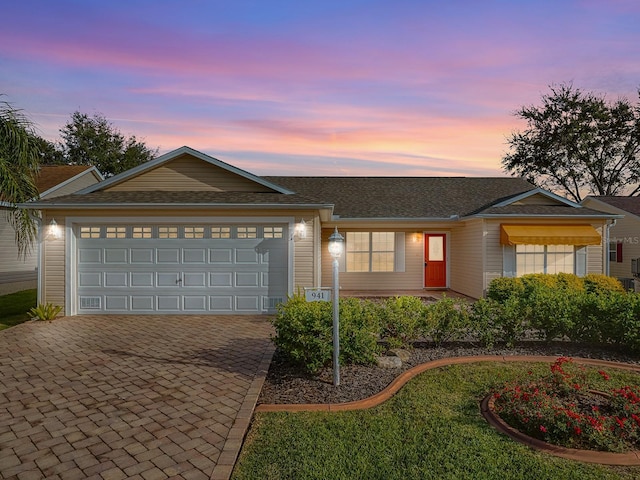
[36,165,93,194]
[588,196,640,217]
[264,176,537,218]
[28,175,611,219]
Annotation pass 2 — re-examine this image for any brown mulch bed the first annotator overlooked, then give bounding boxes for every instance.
[258,342,640,405]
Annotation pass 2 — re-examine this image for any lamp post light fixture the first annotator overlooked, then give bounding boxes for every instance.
[328,227,344,386]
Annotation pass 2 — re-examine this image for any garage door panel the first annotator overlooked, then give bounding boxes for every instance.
[105,249,128,264]
[210,296,233,311]
[105,296,128,310]
[131,272,154,287]
[79,272,102,287]
[183,248,206,264]
[236,272,259,287]
[131,248,154,264]
[236,296,259,311]
[210,248,232,263]
[210,272,232,287]
[157,296,181,310]
[235,249,259,264]
[79,248,102,264]
[157,272,180,287]
[157,249,180,263]
[183,296,207,311]
[131,296,154,311]
[183,272,206,287]
[105,272,128,287]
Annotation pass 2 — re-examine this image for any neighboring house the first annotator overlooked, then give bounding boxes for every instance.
[582,196,640,286]
[25,146,617,316]
[0,165,103,294]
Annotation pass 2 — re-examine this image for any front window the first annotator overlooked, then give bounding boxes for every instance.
[515,244,574,276]
[346,232,395,272]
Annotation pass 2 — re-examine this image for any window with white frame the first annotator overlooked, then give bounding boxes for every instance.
[515,244,575,276]
[346,232,395,272]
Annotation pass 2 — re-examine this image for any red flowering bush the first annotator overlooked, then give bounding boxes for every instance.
[493,357,640,452]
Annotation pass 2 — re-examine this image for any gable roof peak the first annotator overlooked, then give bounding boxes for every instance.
[76,146,294,195]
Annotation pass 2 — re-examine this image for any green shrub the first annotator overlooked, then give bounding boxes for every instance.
[423,295,470,345]
[486,277,524,303]
[520,273,559,293]
[527,286,581,341]
[29,303,63,321]
[468,298,502,349]
[379,296,426,349]
[272,294,332,373]
[338,297,382,365]
[574,291,639,346]
[271,294,381,374]
[583,273,624,294]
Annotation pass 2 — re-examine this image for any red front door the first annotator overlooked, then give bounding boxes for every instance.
[424,233,447,288]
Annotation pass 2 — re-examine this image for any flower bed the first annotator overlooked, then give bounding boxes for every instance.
[492,357,640,452]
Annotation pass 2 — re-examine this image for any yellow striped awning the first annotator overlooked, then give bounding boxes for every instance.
[500,224,601,246]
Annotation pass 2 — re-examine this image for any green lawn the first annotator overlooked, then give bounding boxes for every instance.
[0,289,37,330]
[233,362,640,480]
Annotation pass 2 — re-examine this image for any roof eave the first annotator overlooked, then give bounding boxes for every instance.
[470,213,623,219]
[20,202,334,210]
[39,166,104,198]
[332,215,460,222]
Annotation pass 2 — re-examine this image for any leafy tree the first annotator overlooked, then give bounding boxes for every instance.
[0,99,41,256]
[59,111,157,176]
[35,137,65,165]
[503,83,640,202]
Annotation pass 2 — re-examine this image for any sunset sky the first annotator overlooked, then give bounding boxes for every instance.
[2,0,639,177]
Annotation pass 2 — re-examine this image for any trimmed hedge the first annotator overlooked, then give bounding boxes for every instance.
[272,274,640,373]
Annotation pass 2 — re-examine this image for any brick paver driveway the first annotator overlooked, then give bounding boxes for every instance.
[0,315,275,480]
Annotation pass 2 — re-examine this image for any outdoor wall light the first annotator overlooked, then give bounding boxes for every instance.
[295,219,307,239]
[47,218,62,240]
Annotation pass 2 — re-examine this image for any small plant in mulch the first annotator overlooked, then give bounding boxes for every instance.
[493,357,640,452]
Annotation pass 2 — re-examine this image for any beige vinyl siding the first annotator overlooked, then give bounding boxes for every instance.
[41,213,66,309]
[293,217,316,290]
[582,199,639,279]
[608,218,640,278]
[44,172,101,198]
[106,155,275,192]
[587,225,604,274]
[320,229,423,291]
[0,210,37,274]
[449,219,485,299]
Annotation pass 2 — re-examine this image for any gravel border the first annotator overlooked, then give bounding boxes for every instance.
[258,341,640,405]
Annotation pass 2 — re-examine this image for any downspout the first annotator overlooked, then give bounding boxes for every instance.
[604,219,617,277]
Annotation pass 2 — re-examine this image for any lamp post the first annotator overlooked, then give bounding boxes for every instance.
[328,227,344,386]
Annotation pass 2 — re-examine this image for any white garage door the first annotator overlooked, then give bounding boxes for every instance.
[76,224,288,314]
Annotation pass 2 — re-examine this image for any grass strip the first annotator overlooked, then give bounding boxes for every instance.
[0,289,37,330]
[233,362,640,480]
